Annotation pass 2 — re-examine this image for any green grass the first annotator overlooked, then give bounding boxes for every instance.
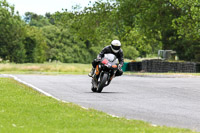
[0,62,91,75]
[1,63,200,76]
[0,78,198,133]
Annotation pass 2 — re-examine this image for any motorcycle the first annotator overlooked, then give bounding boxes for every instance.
[91,54,119,93]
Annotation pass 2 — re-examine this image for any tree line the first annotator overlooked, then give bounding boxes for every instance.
[0,0,200,63]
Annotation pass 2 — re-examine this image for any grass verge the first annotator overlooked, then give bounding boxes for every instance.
[1,63,200,76]
[0,78,197,133]
[0,62,91,75]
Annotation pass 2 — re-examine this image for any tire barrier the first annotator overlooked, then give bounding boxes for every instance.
[141,59,199,73]
[125,59,200,73]
[196,63,200,72]
[128,62,142,72]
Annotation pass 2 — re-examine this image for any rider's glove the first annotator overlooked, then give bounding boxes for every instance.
[118,64,122,70]
[96,56,101,62]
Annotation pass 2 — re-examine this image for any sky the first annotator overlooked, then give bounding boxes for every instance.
[6,0,98,16]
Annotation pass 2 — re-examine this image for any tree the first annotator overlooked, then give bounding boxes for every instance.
[115,0,200,61]
[170,0,200,61]
[24,12,51,27]
[42,25,93,63]
[0,0,26,63]
[116,0,180,51]
[170,0,200,40]
[23,26,47,63]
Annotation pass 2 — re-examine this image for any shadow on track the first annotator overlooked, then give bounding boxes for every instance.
[85,91,125,94]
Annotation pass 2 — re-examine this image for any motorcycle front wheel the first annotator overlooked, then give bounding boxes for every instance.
[97,72,108,93]
[91,78,97,92]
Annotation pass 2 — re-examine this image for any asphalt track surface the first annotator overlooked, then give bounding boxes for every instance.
[2,74,200,131]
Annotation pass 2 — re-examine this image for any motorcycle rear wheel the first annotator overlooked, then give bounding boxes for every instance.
[97,73,108,93]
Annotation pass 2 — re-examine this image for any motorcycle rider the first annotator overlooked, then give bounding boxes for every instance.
[88,40,124,77]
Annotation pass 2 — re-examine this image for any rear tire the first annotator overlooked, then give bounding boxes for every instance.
[97,73,108,93]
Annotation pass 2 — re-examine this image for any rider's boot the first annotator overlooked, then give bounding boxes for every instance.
[88,68,95,77]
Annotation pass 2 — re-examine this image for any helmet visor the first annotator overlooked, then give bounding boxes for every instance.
[112,45,120,51]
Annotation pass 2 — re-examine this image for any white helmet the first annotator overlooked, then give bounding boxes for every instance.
[111,40,121,53]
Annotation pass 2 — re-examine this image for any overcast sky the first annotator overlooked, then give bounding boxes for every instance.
[7,0,98,16]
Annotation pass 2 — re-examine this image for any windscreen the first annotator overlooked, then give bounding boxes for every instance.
[104,54,118,63]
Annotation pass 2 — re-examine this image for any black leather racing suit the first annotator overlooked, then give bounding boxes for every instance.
[92,45,124,76]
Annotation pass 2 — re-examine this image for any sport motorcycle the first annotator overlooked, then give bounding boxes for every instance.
[91,54,119,93]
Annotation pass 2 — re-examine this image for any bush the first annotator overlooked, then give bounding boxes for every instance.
[123,46,139,60]
[195,54,200,62]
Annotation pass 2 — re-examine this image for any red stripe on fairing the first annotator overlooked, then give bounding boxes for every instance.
[102,59,108,64]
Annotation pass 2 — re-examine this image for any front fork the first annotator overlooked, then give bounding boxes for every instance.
[92,65,100,88]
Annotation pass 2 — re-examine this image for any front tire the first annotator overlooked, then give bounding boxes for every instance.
[97,73,108,93]
[91,87,97,92]
[91,78,97,92]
